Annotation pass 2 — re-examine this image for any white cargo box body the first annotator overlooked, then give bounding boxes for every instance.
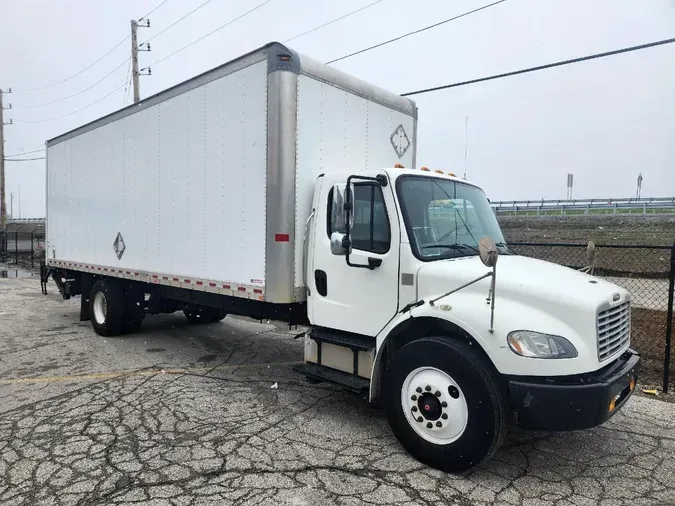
[46,42,417,304]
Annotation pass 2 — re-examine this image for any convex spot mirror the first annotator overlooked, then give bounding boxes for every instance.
[478,236,499,267]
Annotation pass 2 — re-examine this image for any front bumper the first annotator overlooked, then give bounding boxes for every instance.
[507,349,640,431]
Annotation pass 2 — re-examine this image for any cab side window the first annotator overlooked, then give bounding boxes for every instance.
[327,183,390,254]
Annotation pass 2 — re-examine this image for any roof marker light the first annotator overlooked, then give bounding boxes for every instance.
[420,166,430,172]
[394,163,405,168]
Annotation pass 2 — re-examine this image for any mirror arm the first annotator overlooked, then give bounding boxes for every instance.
[428,271,493,306]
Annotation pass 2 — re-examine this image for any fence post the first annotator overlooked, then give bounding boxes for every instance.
[15,231,19,265]
[663,239,675,393]
[30,231,34,269]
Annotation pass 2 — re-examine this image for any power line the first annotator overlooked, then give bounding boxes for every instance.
[146,0,274,69]
[139,0,173,22]
[13,82,127,123]
[401,36,675,97]
[14,59,130,108]
[4,157,45,162]
[123,59,132,105]
[13,1,171,94]
[5,148,44,157]
[284,0,386,43]
[326,0,507,65]
[14,37,129,92]
[142,0,212,45]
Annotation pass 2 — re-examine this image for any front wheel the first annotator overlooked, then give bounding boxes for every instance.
[383,336,507,473]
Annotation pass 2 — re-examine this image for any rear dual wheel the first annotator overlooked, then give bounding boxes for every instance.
[384,337,508,473]
[90,279,145,336]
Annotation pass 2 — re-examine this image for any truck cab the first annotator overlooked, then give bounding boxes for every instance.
[299,165,640,472]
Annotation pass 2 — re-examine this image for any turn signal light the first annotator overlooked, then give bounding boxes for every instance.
[629,378,636,391]
[608,397,616,412]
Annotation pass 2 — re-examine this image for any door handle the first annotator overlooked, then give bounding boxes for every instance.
[367,257,382,270]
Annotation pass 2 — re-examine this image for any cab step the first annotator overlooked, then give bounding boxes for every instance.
[309,327,375,351]
[293,363,370,393]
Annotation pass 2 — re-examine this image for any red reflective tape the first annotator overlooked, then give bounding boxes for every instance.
[126,271,131,275]
[223,284,231,290]
[253,289,263,294]
[173,277,179,282]
[152,275,158,279]
[209,282,217,287]
[237,287,246,292]
[196,281,203,286]
[275,233,290,242]
[97,267,102,271]
[163,276,169,280]
[184,279,191,284]
[134,272,139,276]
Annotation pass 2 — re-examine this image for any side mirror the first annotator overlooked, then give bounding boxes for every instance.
[330,232,350,256]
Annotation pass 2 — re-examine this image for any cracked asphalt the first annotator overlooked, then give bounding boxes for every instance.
[1,277,675,506]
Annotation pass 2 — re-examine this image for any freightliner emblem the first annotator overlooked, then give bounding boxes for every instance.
[390,125,411,158]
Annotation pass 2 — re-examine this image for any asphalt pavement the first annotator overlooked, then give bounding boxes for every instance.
[1,277,674,506]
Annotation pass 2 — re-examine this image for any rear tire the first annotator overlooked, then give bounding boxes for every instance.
[90,279,125,337]
[383,336,507,473]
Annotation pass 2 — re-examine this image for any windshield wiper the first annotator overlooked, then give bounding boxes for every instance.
[421,244,479,254]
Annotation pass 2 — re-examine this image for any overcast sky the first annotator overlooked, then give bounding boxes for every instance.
[2,0,674,218]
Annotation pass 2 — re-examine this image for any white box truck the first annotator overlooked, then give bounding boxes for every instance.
[42,42,640,472]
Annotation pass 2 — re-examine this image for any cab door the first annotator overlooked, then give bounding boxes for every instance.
[307,172,400,337]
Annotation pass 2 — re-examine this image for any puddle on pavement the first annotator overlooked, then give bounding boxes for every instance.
[0,265,36,279]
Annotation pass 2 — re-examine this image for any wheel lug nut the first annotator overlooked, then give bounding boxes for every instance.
[448,386,460,399]
[442,413,448,419]
[412,406,418,412]
[441,401,448,408]
[425,385,431,392]
[416,387,423,393]
[436,421,442,427]
[417,416,423,423]
[426,422,433,428]
[411,395,417,401]
[434,390,441,397]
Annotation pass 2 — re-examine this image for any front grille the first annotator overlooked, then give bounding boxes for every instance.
[597,301,631,361]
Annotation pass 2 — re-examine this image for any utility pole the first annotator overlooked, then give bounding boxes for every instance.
[131,19,151,103]
[0,88,13,231]
[463,116,469,180]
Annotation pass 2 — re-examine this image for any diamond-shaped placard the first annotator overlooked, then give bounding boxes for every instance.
[390,124,411,159]
[113,232,126,260]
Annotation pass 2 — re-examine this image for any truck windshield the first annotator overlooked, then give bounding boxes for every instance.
[397,176,507,260]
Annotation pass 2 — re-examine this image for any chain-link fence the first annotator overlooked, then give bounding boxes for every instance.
[0,229,45,270]
[509,241,675,392]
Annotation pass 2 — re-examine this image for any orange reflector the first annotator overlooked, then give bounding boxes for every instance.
[435,170,444,174]
[629,378,636,391]
[608,397,616,412]
[447,172,457,177]
[420,166,430,172]
[394,163,404,168]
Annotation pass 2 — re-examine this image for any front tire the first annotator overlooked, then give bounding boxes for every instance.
[90,279,125,337]
[383,336,507,473]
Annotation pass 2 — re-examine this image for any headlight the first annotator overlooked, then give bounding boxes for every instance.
[507,331,578,359]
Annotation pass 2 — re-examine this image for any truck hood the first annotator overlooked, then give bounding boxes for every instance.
[416,254,628,313]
